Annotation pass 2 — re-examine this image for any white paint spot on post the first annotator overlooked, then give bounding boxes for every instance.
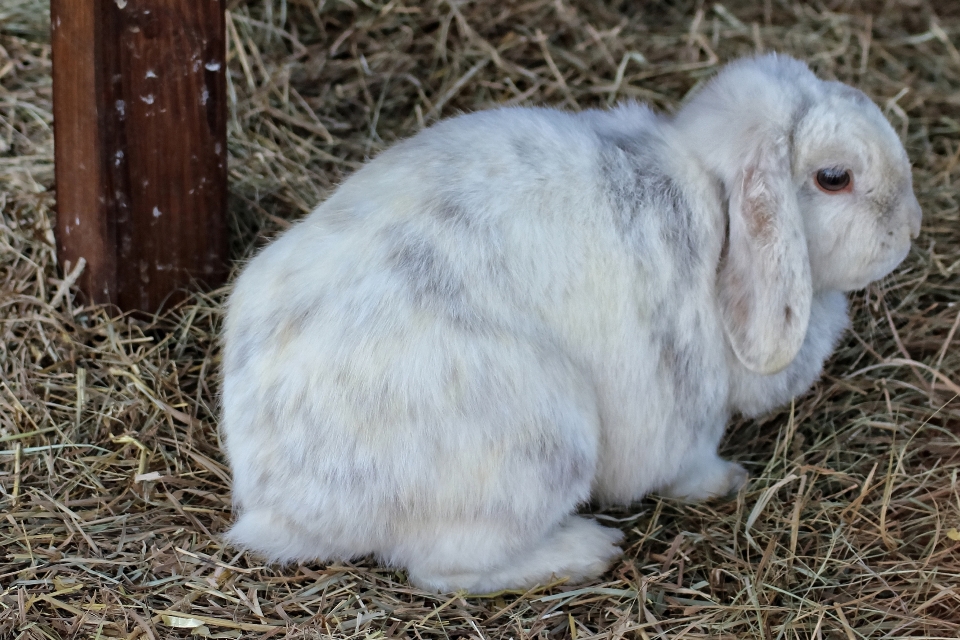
[140,94,155,105]
[152,207,162,218]
[145,70,158,79]
[115,0,127,8]
[205,61,222,71]
[115,100,126,117]
[200,88,209,105]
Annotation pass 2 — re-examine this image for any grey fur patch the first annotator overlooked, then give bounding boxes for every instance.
[654,311,726,445]
[324,445,384,492]
[514,429,592,503]
[225,328,258,375]
[787,95,813,158]
[658,326,700,410]
[510,133,548,171]
[598,131,647,156]
[385,227,482,329]
[433,197,477,230]
[597,133,700,276]
[258,379,392,500]
[434,197,509,286]
[389,233,463,304]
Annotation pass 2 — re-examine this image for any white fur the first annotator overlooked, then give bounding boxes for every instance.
[220,54,921,592]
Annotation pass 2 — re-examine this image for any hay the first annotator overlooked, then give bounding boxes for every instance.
[1,0,959,637]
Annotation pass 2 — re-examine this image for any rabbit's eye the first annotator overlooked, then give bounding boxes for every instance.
[815,168,852,193]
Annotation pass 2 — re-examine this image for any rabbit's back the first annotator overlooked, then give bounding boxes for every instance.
[225,104,710,393]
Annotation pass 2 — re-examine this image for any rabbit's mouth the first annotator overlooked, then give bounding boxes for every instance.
[838,239,912,292]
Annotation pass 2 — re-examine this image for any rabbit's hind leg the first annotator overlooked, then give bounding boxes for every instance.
[225,508,346,565]
[386,348,620,594]
[403,515,623,594]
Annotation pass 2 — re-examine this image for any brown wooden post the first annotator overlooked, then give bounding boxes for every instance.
[51,0,228,312]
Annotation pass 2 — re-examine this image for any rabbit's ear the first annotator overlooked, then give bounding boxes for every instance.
[718,130,812,375]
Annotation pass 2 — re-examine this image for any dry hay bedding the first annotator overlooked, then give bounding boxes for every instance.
[0,0,959,638]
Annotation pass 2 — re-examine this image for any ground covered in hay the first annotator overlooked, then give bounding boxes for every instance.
[0,0,959,638]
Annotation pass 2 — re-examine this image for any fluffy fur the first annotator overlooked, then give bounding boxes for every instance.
[220,54,921,593]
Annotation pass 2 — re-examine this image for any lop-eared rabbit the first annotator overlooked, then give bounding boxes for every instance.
[221,55,921,593]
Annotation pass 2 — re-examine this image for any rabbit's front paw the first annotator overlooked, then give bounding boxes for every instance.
[661,457,748,502]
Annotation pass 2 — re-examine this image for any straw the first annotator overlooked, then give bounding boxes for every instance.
[1,1,958,637]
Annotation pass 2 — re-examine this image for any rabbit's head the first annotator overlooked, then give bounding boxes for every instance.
[675,54,921,375]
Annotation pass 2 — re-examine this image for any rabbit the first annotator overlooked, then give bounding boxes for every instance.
[219,54,921,594]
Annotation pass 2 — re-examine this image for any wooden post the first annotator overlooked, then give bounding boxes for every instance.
[51,0,228,312]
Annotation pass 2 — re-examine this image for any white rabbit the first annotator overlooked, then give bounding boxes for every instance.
[220,54,921,593]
